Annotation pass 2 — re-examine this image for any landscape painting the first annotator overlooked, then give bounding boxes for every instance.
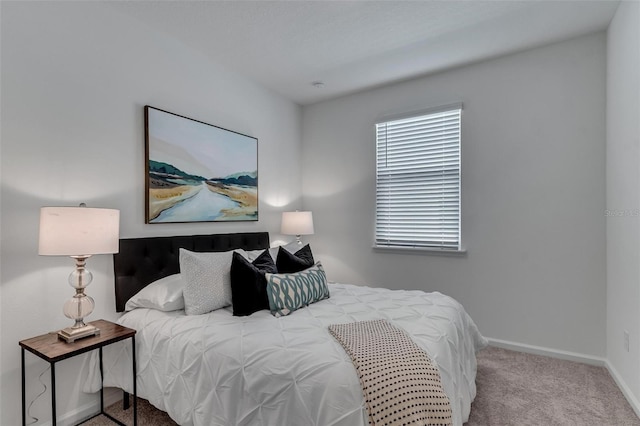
[145,106,258,223]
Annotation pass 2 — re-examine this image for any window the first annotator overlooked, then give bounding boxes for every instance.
[375,104,462,251]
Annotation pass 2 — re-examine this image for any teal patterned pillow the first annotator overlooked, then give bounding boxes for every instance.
[265,262,330,317]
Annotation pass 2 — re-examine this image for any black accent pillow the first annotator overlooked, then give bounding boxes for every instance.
[230,250,277,316]
[276,244,315,273]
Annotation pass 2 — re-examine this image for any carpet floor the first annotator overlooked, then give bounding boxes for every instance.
[466,347,639,425]
[84,346,640,425]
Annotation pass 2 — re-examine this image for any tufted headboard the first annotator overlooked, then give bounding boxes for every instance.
[113,232,270,312]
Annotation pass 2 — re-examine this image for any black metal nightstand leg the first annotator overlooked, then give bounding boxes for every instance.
[99,347,104,413]
[21,348,25,426]
[132,336,137,426]
[51,362,56,426]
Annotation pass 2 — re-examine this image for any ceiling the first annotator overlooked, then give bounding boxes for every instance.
[109,0,619,105]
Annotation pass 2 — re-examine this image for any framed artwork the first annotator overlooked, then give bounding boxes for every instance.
[144,106,258,223]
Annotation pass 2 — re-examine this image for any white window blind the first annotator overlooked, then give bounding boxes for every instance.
[375,105,462,250]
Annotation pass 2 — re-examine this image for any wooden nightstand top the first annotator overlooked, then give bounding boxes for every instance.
[19,319,136,363]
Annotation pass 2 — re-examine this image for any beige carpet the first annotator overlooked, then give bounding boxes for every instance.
[84,346,640,425]
[467,347,640,425]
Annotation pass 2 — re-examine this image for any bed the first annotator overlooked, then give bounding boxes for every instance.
[86,232,487,426]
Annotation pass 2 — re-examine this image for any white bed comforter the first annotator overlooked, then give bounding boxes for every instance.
[87,283,487,426]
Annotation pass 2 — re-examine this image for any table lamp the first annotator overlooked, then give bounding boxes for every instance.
[38,205,120,343]
[281,211,314,245]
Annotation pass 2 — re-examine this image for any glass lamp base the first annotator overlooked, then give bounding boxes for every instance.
[58,324,100,343]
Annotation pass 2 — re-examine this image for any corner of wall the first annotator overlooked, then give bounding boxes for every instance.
[606,0,640,408]
[606,360,640,419]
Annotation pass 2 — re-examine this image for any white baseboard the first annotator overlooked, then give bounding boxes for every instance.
[486,337,640,418]
[41,388,122,426]
[605,360,640,419]
[486,337,606,366]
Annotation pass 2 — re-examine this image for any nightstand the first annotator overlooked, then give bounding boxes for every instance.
[19,319,137,426]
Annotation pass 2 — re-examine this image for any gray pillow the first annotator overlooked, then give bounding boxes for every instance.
[179,248,235,315]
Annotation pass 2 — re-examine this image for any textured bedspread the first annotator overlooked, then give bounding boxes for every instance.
[329,319,452,426]
[86,283,487,426]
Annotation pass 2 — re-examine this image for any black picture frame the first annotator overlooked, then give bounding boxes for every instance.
[144,106,258,224]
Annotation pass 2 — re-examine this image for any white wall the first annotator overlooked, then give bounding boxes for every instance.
[0,2,301,425]
[0,2,3,423]
[606,0,640,408]
[302,33,606,357]
[1,1,625,423]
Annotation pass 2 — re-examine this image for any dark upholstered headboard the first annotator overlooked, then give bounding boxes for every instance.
[113,232,270,312]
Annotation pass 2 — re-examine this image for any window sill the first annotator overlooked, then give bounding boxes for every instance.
[373,245,467,257]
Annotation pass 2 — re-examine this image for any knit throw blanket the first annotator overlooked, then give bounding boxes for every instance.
[328,319,452,426]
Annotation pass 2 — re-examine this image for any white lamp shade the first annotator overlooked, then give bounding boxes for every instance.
[281,211,314,236]
[38,207,120,256]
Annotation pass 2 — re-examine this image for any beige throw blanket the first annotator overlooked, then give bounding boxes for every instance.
[328,319,452,426]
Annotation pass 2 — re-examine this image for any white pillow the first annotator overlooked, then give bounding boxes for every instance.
[266,242,300,261]
[124,274,184,312]
[179,248,234,315]
[244,248,272,262]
